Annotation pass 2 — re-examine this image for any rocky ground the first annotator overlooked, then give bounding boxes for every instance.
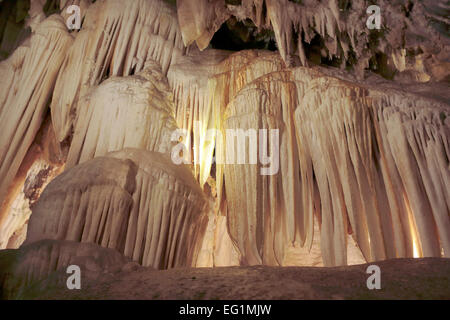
[1,241,449,300]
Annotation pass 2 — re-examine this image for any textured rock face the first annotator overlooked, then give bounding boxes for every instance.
[168,47,449,266]
[50,0,186,144]
[0,0,448,279]
[26,149,209,269]
[0,115,66,250]
[0,15,73,222]
[65,60,179,169]
[176,0,450,79]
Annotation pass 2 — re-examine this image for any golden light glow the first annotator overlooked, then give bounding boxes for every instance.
[403,194,421,258]
[412,239,420,258]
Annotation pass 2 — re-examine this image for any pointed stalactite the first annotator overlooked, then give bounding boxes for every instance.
[168,49,231,185]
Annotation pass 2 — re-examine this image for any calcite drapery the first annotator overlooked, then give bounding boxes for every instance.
[226,60,449,265]
[51,0,187,144]
[0,0,448,269]
[65,60,178,169]
[169,49,449,266]
[0,15,72,228]
[26,148,209,269]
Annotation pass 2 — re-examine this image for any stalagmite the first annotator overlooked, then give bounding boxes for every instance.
[26,148,209,269]
[25,156,137,246]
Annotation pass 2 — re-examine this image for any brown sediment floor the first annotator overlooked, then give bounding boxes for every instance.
[1,241,448,300]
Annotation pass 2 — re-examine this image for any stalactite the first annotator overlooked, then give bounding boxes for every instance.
[169,50,285,188]
[209,50,286,201]
[0,15,73,223]
[177,0,449,79]
[51,0,187,144]
[168,49,231,184]
[177,0,230,50]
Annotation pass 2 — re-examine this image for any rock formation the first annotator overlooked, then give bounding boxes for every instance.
[0,0,448,291]
[26,148,209,269]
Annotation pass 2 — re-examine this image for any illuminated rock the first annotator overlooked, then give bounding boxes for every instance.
[26,149,209,269]
[0,15,73,227]
[65,60,178,168]
[0,0,448,271]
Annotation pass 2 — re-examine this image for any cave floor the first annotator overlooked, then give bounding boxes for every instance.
[10,258,450,300]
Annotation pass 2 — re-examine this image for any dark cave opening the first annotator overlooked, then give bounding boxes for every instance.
[210,17,277,51]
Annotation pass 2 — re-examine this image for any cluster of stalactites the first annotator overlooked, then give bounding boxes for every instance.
[0,15,73,227]
[65,60,179,169]
[0,0,188,233]
[230,65,449,266]
[51,0,187,144]
[0,0,208,268]
[168,49,449,266]
[177,0,449,77]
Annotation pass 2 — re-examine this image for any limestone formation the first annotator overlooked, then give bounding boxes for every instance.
[65,60,179,169]
[26,149,209,269]
[0,15,73,228]
[177,0,450,78]
[50,0,187,144]
[0,0,448,277]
